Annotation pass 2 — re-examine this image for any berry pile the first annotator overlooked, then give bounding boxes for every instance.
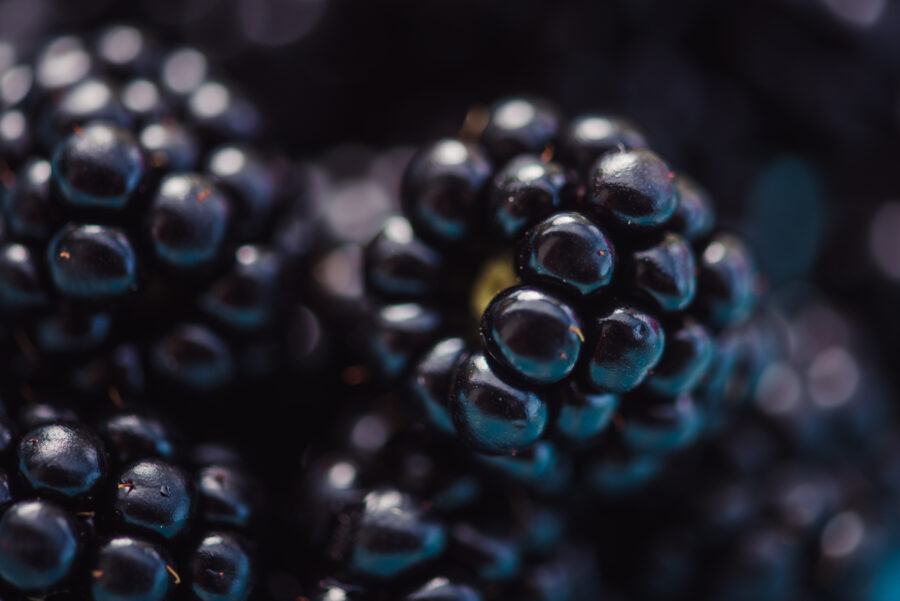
[364,98,763,487]
[0,395,259,599]
[0,25,300,403]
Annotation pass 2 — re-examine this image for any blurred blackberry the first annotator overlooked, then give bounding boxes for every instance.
[363,97,766,491]
[274,144,412,374]
[0,392,261,600]
[584,288,900,601]
[0,25,306,403]
[268,397,601,601]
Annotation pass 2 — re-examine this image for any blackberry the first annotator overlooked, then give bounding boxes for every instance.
[0,25,301,403]
[578,291,900,601]
[276,399,601,601]
[364,98,765,484]
[0,394,260,599]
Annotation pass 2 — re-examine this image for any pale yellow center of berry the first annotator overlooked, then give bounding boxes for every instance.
[470,252,517,320]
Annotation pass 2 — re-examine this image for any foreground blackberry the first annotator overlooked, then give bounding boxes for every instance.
[364,98,763,475]
[0,26,299,400]
[0,394,259,599]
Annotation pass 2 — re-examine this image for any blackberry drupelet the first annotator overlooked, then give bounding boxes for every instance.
[0,394,260,600]
[0,25,301,402]
[364,98,765,485]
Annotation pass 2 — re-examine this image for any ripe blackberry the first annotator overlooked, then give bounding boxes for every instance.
[364,98,765,482]
[0,394,260,599]
[276,399,601,601]
[0,25,302,403]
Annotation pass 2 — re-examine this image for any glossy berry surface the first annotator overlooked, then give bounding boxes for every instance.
[0,500,80,591]
[516,211,615,297]
[18,422,106,498]
[584,306,665,394]
[480,286,582,384]
[113,459,193,539]
[488,155,573,239]
[47,224,137,298]
[52,122,145,210]
[411,337,467,434]
[148,173,230,269]
[189,532,253,601]
[449,352,548,454]
[589,148,678,228]
[91,537,172,601]
[631,233,697,312]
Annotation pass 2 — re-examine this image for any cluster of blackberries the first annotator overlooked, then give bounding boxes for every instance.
[0,25,305,404]
[3,15,894,601]
[364,98,763,493]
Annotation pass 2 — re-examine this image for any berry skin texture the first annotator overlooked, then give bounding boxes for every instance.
[91,536,173,601]
[411,337,467,434]
[113,459,193,540]
[350,489,446,579]
[480,286,583,384]
[18,423,107,498]
[516,211,615,297]
[197,465,258,529]
[401,139,491,245]
[148,173,230,269]
[631,232,697,312]
[589,148,678,228]
[488,155,573,239]
[47,224,137,298]
[51,122,145,210]
[449,353,548,454]
[0,402,258,600]
[583,306,665,394]
[189,532,253,601]
[0,500,81,591]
